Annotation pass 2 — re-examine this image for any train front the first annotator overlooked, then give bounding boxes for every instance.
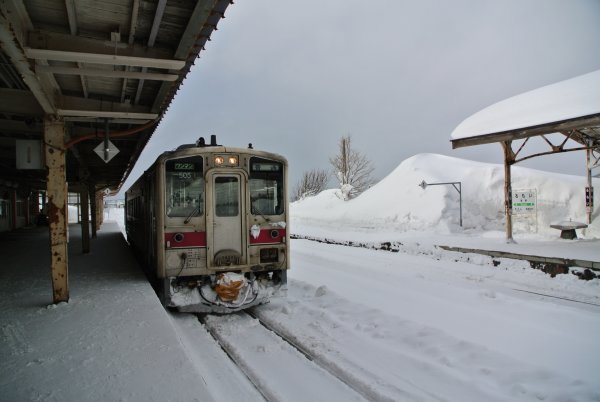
[158,143,289,313]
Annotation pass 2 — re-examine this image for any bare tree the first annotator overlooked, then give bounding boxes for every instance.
[292,169,328,201]
[329,135,374,199]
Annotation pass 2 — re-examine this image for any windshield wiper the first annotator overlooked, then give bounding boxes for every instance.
[184,206,200,224]
[252,203,271,222]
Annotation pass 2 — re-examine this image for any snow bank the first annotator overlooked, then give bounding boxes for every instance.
[292,153,599,238]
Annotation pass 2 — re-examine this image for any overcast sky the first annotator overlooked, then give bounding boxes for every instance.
[121,0,600,194]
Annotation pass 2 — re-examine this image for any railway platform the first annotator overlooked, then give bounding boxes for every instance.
[0,221,216,401]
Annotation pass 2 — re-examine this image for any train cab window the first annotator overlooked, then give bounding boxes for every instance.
[215,177,239,217]
[165,156,204,218]
[249,157,284,216]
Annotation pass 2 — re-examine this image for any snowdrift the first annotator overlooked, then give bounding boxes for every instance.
[291,153,599,238]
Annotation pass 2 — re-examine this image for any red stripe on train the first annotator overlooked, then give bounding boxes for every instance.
[249,228,286,244]
[165,232,206,248]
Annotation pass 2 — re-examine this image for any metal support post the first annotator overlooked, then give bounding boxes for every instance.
[419,180,463,227]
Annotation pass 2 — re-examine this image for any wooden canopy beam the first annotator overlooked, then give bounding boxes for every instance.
[451,114,600,149]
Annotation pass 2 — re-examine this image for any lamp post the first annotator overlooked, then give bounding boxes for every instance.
[419,180,462,227]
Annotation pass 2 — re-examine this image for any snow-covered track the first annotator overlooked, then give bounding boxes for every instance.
[201,312,367,402]
[245,309,400,402]
[511,288,600,307]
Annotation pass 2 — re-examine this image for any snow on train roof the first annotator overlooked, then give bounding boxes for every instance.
[451,69,600,140]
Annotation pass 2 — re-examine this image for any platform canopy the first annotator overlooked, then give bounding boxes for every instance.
[0,0,231,194]
[450,69,600,165]
[449,69,600,241]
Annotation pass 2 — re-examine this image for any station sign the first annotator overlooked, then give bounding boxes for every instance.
[585,187,593,207]
[512,188,536,215]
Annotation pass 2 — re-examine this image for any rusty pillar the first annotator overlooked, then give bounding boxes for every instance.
[502,141,514,243]
[81,186,90,253]
[96,191,104,228]
[44,117,69,303]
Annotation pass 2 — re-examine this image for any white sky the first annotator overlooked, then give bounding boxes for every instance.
[119,0,600,194]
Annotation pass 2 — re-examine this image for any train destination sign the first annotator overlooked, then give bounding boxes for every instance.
[252,162,281,172]
[166,157,202,181]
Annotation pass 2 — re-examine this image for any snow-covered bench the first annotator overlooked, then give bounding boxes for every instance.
[549,220,588,240]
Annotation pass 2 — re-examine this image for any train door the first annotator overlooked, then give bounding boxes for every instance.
[207,172,246,267]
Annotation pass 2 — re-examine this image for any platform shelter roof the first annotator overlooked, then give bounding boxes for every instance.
[450,69,600,157]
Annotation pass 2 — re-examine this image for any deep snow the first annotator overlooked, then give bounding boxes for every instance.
[292,153,599,239]
[1,154,599,401]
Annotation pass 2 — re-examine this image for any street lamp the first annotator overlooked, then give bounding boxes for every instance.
[419,180,463,227]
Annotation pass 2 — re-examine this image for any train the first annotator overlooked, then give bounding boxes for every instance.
[125,136,289,313]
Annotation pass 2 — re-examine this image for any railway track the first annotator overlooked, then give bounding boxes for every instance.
[200,311,369,402]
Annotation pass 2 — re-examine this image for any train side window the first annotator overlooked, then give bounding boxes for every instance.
[249,157,284,216]
[215,177,239,217]
[165,156,204,218]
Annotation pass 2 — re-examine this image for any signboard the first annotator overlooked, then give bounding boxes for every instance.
[94,140,119,163]
[585,187,593,208]
[512,189,536,215]
[16,140,43,169]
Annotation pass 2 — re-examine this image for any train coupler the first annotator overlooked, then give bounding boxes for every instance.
[168,271,287,313]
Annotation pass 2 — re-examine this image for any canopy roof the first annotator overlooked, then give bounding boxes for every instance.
[0,0,231,194]
[450,69,600,152]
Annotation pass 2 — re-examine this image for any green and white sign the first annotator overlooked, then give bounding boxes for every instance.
[512,189,536,215]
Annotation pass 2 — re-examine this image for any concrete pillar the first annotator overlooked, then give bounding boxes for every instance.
[81,186,90,253]
[44,117,69,303]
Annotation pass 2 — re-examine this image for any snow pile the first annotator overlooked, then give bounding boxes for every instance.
[292,153,599,238]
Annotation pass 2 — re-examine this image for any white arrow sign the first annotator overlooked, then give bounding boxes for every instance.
[94,139,119,163]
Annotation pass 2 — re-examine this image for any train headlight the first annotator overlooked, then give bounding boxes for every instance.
[215,156,225,166]
[228,156,238,166]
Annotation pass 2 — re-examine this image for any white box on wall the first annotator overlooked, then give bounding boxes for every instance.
[16,140,44,169]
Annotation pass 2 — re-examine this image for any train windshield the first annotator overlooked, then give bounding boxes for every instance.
[165,156,204,218]
[249,157,284,216]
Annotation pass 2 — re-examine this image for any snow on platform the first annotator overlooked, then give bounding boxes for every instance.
[0,222,215,402]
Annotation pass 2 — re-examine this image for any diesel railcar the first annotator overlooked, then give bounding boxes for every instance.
[125,136,288,313]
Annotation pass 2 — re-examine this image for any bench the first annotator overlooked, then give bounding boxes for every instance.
[550,220,588,239]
